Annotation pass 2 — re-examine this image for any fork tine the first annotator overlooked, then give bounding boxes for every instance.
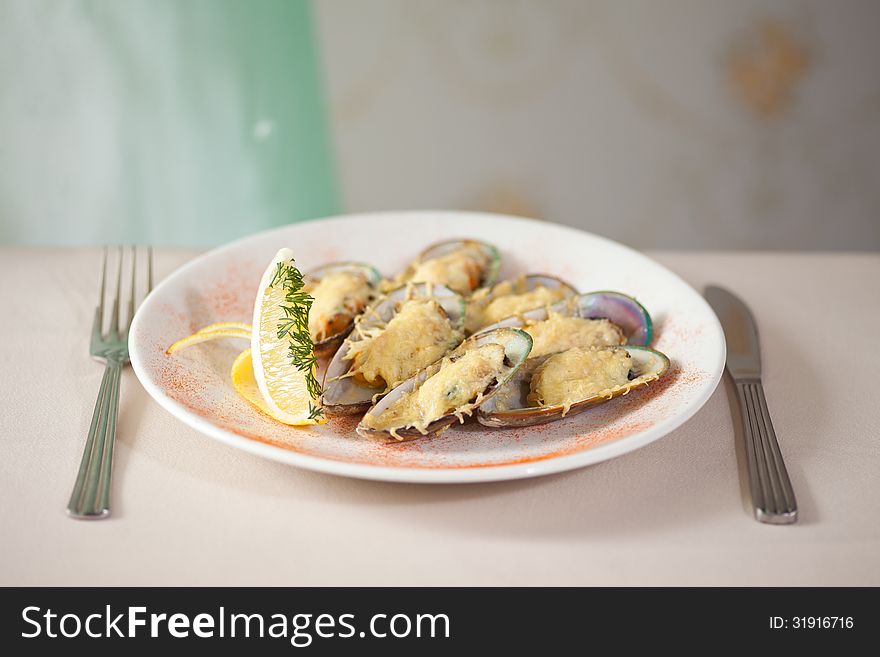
[92,247,108,340]
[125,245,137,333]
[109,245,123,336]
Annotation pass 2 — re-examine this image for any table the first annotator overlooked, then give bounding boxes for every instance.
[1,248,878,586]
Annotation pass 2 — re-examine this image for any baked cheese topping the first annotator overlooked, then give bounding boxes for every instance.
[363,343,506,436]
[306,271,372,342]
[408,245,491,294]
[465,282,568,333]
[345,298,462,390]
[528,347,632,412]
[525,313,625,358]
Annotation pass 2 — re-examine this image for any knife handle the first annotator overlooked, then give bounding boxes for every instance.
[735,381,797,524]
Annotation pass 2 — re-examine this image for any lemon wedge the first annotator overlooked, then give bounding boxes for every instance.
[166,322,252,354]
[251,248,325,425]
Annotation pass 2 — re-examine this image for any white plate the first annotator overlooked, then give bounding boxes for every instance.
[129,211,725,483]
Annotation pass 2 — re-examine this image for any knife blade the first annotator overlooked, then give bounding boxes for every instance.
[704,286,761,381]
[705,285,797,524]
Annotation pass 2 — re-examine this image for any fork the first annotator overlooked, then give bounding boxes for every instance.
[67,246,153,519]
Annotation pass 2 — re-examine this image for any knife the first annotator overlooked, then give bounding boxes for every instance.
[705,285,797,524]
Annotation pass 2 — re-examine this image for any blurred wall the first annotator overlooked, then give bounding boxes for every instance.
[314,0,880,249]
[0,0,337,246]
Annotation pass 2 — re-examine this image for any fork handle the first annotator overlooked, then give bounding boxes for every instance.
[67,360,123,519]
[735,381,797,524]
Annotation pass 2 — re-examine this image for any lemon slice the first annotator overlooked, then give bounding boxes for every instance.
[251,248,325,425]
[166,322,252,354]
[229,349,275,416]
[170,341,315,425]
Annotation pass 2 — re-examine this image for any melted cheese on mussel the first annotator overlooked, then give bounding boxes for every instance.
[306,271,372,342]
[408,245,491,294]
[528,347,632,413]
[345,299,463,390]
[465,281,569,333]
[524,312,625,358]
[363,343,507,436]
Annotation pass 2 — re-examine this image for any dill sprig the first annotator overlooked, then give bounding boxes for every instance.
[271,260,324,420]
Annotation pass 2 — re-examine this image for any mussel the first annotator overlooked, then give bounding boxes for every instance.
[474,290,664,427]
[321,283,465,416]
[387,238,500,295]
[477,345,670,428]
[464,274,578,334]
[478,290,653,347]
[357,327,533,443]
[304,262,382,359]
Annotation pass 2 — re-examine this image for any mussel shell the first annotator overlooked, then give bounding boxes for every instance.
[577,291,652,346]
[356,327,533,443]
[414,238,501,292]
[476,345,670,428]
[306,262,383,359]
[321,283,465,417]
[465,273,578,334]
[477,290,653,346]
[514,274,578,295]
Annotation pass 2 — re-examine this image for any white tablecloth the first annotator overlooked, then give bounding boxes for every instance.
[1,248,878,585]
